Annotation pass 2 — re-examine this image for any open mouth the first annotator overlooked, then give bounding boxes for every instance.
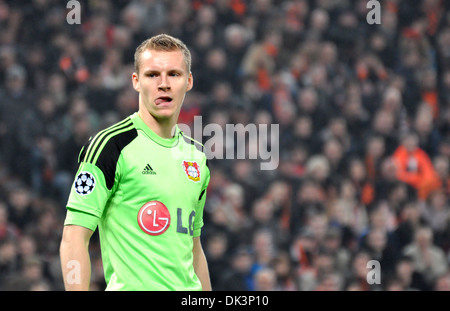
[155,96,173,105]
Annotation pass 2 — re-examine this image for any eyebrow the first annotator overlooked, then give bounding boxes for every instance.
[142,68,185,75]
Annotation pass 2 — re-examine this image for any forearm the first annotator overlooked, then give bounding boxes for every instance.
[60,225,93,291]
[193,237,212,291]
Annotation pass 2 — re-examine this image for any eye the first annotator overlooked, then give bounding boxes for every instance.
[145,72,158,78]
[169,71,181,77]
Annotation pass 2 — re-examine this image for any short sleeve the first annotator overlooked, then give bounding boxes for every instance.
[65,162,112,228]
[64,208,99,232]
[64,119,137,230]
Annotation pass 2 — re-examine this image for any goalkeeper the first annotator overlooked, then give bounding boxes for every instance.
[59,34,211,291]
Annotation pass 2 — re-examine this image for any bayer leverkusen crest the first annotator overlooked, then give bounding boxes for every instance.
[182,161,200,182]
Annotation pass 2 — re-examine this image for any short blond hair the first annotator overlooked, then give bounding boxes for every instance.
[134,34,192,74]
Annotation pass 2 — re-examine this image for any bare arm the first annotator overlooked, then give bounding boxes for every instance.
[60,225,94,291]
[192,236,212,291]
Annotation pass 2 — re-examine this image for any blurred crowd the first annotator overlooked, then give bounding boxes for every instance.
[0,0,449,291]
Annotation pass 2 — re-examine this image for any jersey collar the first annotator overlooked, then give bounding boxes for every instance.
[131,112,181,148]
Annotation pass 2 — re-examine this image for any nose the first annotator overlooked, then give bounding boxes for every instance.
[158,74,170,91]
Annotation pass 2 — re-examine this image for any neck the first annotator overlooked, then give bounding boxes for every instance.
[138,108,177,139]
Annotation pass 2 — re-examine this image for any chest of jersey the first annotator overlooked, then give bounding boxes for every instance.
[108,132,205,238]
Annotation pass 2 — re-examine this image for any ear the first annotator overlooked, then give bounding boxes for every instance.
[186,72,193,92]
[132,72,140,92]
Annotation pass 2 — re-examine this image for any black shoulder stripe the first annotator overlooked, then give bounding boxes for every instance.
[84,118,132,164]
[95,127,138,190]
[78,137,92,164]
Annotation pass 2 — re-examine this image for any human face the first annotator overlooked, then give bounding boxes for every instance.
[132,49,193,124]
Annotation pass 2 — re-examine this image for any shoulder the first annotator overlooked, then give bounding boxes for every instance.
[180,132,206,154]
[179,132,209,172]
[79,117,138,189]
[80,117,137,164]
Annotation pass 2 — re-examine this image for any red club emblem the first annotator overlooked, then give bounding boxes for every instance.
[137,201,171,236]
[182,161,200,182]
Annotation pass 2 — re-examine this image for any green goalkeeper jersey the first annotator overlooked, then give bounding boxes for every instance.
[64,112,210,291]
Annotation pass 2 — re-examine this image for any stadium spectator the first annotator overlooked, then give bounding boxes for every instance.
[271,251,297,291]
[392,131,442,200]
[402,226,448,288]
[392,255,429,291]
[253,266,277,291]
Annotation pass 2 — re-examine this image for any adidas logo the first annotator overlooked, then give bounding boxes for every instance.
[142,164,156,175]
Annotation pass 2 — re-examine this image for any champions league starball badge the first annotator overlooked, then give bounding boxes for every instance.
[74,171,96,195]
